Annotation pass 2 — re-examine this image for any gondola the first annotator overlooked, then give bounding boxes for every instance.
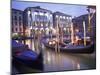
[12,40,43,69]
[43,40,94,53]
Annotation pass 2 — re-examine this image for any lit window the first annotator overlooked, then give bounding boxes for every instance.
[66,17,68,19]
[34,12,38,15]
[60,16,62,18]
[27,11,31,15]
[69,17,72,20]
[63,16,65,19]
[41,24,43,27]
[50,14,52,17]
[44,13,48,17]
[39,12,44,16]
[56,15,58,18]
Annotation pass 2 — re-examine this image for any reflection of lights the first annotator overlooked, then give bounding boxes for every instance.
[52,29,56,34]
[76,36,80,41]
[41,23,43,27]
[75,29,79,32]
[45,28,49,31]
[45,23,48,26]
[47,52,51,63]
[77,63,80,69]
[29,26,32,29]
[40,28,44,31]
[35,28,38,30]
[50,26,53,30]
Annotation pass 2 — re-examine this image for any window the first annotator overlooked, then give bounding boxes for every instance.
[19,21,21,26]
[12,21,13,25]
[19,16,21,21]
[15,21,17,25]
[12,28,13,32]
[14,11,17,14]
[20,28,22,32]
[14,16,17,20]
[15,28,18,32]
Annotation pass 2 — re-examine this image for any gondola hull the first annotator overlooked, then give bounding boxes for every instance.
[43,42,95,53]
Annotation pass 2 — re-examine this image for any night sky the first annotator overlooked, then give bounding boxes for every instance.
[12,0,88,17]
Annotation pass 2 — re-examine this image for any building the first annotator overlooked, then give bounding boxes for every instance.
[53,11,72,35]
[12,9,24,36]
[72,13,96,38]
[23,6,53,37]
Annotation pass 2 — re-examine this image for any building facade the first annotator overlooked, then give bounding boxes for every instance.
[72,13,96,38]
[23,6,53,37]
[53,11,72,35]
[12,9,24,36]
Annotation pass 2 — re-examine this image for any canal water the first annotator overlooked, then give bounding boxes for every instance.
[21,39,96,72]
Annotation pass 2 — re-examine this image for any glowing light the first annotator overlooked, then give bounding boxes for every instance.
[50,14,52,17]
[35,28,38,31]
[60,16,63,18]
[49,41,52,45]
[69,17,72,20]
[66,17,68,19]
[56,15,58,18]
[41,24,43,27]
[63,16,65,19]
[63,27,66,31]
[27,11,31,15]
[45,28,49,31]
[40,28,44,31]
[44,13,48,17]
[34,12,38,15]
[39,12,44,16]
[52,41,56,45]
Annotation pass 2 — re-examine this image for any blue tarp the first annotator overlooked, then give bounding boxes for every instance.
[16,50,38,61]
[12,40,24,48]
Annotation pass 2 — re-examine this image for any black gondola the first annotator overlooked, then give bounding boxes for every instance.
[43,40,95,53]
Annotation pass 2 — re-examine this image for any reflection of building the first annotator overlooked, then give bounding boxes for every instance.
[53,11,72,34]
[72,13,96,37]
[12,9,23,35]
[23,6,53,36]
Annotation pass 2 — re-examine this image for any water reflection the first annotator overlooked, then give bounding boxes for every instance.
[16,39,95,72]
[43,47,95,72]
